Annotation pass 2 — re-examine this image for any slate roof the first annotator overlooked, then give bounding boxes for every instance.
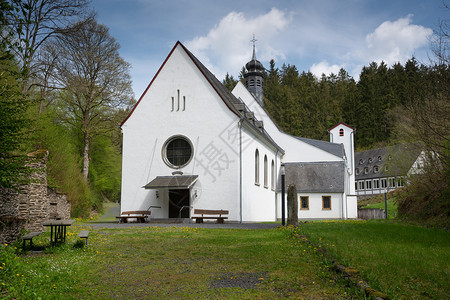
[295,137,344,158]
[355,144,422,180]
[279,162,345,193]
[143,175,198,189]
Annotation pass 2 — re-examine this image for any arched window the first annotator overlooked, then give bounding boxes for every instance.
[255,149,259,185]
[339,128,344,136]
[271,160,275,190]
[264,155,268,188]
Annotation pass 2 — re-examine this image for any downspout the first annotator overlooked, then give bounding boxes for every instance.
[275,149,279,222]
[347,130,355,219]
[239,119,243,224]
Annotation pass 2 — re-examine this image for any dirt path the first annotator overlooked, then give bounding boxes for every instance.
[95,202,120,222]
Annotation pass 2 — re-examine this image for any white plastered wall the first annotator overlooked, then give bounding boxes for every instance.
[121,44,241,220]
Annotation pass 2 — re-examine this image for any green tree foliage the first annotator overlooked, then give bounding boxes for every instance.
[222,73,238,91]
[0,50,31,188]
[0,2,31,187]
[262,58,447,150]
[35,111,97,217]
[42,18,134,181]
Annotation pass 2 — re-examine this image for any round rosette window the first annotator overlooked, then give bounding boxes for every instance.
[163,136,193,168]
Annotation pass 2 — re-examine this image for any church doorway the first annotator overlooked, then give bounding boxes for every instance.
[168,189,190,218]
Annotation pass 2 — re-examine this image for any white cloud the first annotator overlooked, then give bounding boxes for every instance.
[185,8,292,79]
[364,15,433,65]
[310,61,342,78]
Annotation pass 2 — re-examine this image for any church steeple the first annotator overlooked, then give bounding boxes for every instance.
[244,35,264,107]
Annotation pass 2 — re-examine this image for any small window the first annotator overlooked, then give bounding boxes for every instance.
[381,179,387,188]
[373,179,380,189]
[359,181,365,190]
[378,156,382,161]
[389,178,395,188]
[322,196,331,210]
[359,159,364,165]
[355,182,358,190]
[255,149,260,185]
[388,155,392,161]
[385,165,389,172]
[366,180,372,189]
[339,128,344,136]
[356,168,360,175]
[300,196,309,210]
[373,166,379,173]
[368,158,373,163]
[364,167,369,174]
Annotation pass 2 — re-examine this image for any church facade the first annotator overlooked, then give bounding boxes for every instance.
[120,41,357,222]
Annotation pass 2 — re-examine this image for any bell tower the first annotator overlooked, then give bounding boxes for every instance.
[244,35,264,107]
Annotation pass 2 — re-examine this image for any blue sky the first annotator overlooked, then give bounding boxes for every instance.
[90,0,447,99]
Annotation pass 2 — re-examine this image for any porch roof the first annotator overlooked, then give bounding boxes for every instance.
[143,175,198,189]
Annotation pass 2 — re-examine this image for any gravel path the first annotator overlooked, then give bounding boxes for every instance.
[85,203,280,230]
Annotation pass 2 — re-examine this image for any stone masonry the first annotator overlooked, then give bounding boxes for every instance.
[0,150,71,244]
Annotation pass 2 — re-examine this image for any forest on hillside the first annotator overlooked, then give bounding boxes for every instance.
[1,1,448,223]
[224,58,449,151]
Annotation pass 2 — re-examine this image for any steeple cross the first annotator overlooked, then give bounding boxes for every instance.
[251,34,257,60]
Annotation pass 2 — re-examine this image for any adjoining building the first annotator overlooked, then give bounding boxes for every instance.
[120,41,357,222]
[355,144,424,199]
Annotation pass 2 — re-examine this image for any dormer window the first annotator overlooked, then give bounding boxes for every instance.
[378,156,382,161]
[373,166,379,173]
[339,128,344,136]
[364,167,369,174]
[368,158,373,163]
[359,159,364,165]
[356,168,360,175]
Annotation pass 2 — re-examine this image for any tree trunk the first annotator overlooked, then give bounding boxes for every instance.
[83,132,90,181]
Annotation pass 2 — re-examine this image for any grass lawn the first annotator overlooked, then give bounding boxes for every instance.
[294,220,450,299]
[1,224,350,299]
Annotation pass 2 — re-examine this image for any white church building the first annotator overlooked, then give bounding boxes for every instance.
[120,41,357,222]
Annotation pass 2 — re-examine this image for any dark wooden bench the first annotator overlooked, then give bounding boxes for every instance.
[22,232,42,250]
[116,210,151,223]
[78,230,89,245]
[192,209,229,224]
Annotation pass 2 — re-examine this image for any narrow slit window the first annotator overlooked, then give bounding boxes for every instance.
[183,96,186,111]
[177,89,180,111]
[171,97,174,111]
[255,149,259,185]
[264,155,268,188]
[271,160,275,190]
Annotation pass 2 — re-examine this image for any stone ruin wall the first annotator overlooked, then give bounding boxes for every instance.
[0,150,71,244]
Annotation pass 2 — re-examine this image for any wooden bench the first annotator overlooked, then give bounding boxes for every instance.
[191,209,229,224]
[116,210,151,223]
[22,232,42,250]
[78,230,89,245]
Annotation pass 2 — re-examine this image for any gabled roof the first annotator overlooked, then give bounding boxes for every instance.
[295,136,345,158]
[355,143,422,179]
[121,41,284,153]
[328,122,355,131]
[280,162,345,193]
